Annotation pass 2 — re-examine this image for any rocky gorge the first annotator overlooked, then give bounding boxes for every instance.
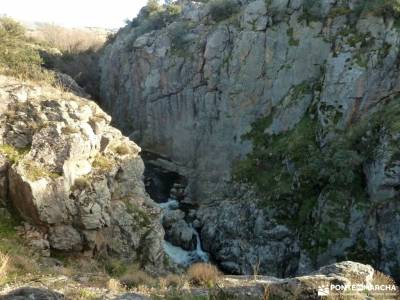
[1,0,400,299]
[99,0,400,282]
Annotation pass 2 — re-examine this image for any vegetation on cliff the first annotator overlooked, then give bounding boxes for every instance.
[234,88,400,259]
[0,17,106,97]
[0,17,53,81]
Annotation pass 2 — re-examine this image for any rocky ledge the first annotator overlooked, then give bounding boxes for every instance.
[0,75,164,267]
[0,261,398,299]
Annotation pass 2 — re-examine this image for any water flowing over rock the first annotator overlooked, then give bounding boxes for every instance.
[0,75,164,268]
[159,199,209,267]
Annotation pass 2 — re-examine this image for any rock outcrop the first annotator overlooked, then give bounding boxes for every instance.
[100,0,400,279]
[0,75,164,267]
[0,261,397,299]
[162,209,197,251]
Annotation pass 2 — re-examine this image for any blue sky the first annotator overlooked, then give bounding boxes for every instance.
[0,0,150,28]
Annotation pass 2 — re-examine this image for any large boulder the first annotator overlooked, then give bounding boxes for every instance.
[0,75,164,267]
[199,198,300,276]
[162,209,197,251]
[266,261,391,300]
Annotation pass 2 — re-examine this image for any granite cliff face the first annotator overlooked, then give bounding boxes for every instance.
[0,75,164,267]
[100,0,400,279]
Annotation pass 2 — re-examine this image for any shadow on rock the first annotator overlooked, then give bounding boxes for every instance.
[0,288,64,300]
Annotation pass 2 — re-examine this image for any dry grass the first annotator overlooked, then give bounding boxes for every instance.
[0,251,10,280]
[71,177,91,191]
[107,278,123,292]
[164,274,185,288]
[22,160,60,181]
[0,17,56,83]
[372,271,399,296]
[30,23,106,98]
[9,254,38,274]
[31,24,106,53]
[64,288,99,300]
[373,270,397,285]
[92,154,114,174]
[61,125,80,135]
[119,269,155,288]
[112,144,131,156]
[187,263,220,287]
[0,250,40,286]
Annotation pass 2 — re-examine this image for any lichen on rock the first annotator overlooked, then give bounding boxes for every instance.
[0,75,165,268]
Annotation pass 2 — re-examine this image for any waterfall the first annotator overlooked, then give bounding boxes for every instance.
[159,199,209,267]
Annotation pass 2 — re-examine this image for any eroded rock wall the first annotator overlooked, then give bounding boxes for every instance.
[0,76,164,268]
[100,0,400,278]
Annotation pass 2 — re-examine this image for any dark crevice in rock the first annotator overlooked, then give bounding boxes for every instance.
[142,151,186,203]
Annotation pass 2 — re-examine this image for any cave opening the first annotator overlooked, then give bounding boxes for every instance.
[142,151,186,203]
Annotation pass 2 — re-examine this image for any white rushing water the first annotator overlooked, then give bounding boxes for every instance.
[159,199,209,267]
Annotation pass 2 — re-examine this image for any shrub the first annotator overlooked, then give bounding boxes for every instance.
[0,17,54,82]
[107,278,123,292]
[209,0,240,22]
[33,24,105,53]
[119,269,155,288]
[33,23,106,98]
[0,144,29,164]
[187,263,220,287]
[371,271,400,297]
[163,274,184,287]
[92,154,114,173]
[168,21,195,56]
[64,288,99,300]
[0,250,39,285]
[373,271,398,289]
[166,3,182,16]
[104,259,127,277]
[358,0,400,16]
[22,160,60,181]
[147,0,163,14]
[298,0,324,23]
[9,254,38,274]
[112,144,131,156]
[71,177,91,191]
[106,261,155,288]
[0,17,25,37]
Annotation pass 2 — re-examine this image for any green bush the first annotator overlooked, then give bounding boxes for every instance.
[358,0,400,16]
[0,17,25,38]
[129,1,183,36]
[0,17,54,82]
[209,0,240,22]
[43,48,101,98]
[233,94,400,258]
[298,0,324,23]
[147,0,163,14]
[167,21,196,56]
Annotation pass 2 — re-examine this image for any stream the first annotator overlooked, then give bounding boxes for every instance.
[159,199,209,267]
